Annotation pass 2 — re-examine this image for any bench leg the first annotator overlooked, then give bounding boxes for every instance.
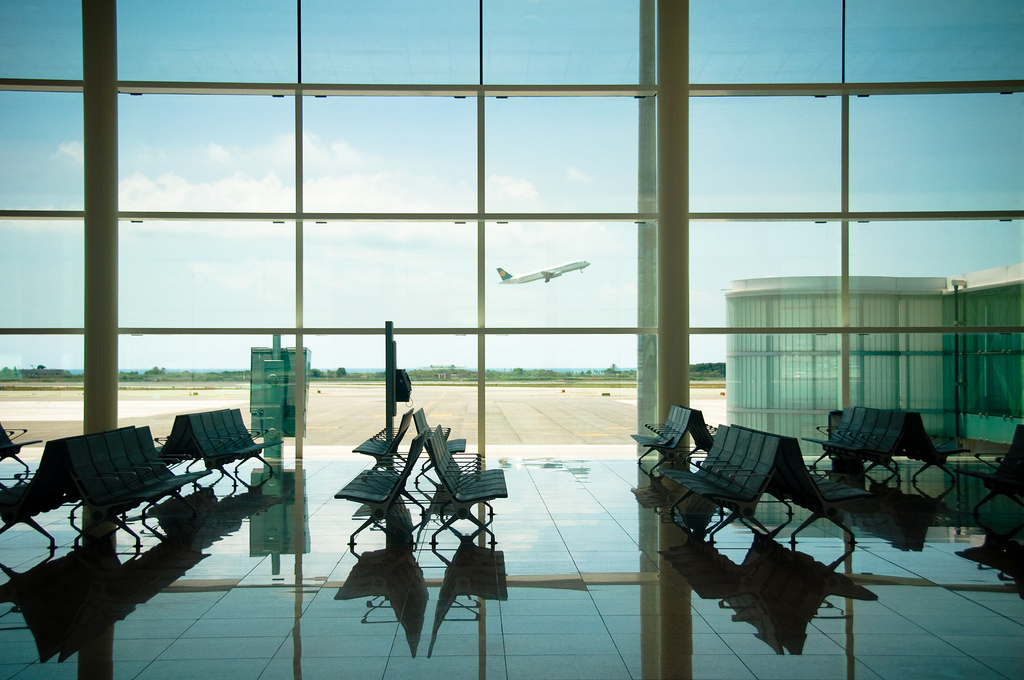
[911,461,955,486]
[0,517,56,553]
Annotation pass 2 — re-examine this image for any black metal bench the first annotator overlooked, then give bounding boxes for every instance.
[159,408,269,491]
[423,425,507,547]
[412,409,478,490]
[767,434,874,543]
[1,422,42,477]
[413,408,468,456]
[0,436,76,551]
[335,430,427,552]
[65,426,211,550]
[956,423,1024,514]
[352,408,414,468]
[635,405,716,469]
[661,425,780,540]
[805,407,965,481]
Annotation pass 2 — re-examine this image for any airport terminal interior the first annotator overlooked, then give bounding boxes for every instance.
[2,1,1024,679]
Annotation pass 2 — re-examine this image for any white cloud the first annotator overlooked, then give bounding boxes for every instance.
[302,132,369,174]
[565,167,592,183]
[206,143,232,165]
[119,171,294,211]
[55,141,84,165]
[303,171,473,212]
[486,174,539,202]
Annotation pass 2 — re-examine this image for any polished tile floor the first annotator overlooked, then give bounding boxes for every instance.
[1,447,1022,680]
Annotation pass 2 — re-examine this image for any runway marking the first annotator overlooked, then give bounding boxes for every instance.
[580,433,612,437]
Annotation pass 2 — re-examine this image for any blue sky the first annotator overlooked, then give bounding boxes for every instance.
[1,1,1022,372]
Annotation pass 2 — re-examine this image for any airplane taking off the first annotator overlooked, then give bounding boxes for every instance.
[496,260,590,284]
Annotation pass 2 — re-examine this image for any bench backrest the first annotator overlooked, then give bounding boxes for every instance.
[0,423,16,450]
[768,435,823,509]
[120,426,171,483]
[683,407,716,452]
[696,425,778,498]
[697,424,735,471]
[414,408,429,436]
[388,408,415,457]
[162,409,258,461]
[424,425,463,496]
[732,426,780,496]
[867,410,907,455]
[65,432,121,504]
[4,437,77,517]
[896,412,945,464]
[996,424,1024,479]
[160,413,200,462]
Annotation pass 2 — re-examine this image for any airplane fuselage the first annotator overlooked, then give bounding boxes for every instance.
[497,260,591,284]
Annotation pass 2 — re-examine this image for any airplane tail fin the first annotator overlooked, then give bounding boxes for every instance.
[496,267,513,282]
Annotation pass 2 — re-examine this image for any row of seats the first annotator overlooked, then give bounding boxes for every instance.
[336,408,507,552]
[635,406,1024,543]
[0,409,268,552]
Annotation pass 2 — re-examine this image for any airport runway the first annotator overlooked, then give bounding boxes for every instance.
[0,383,727,451]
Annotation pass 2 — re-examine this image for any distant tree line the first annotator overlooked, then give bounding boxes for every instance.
[690,362,726,379]
[2,362,725,383]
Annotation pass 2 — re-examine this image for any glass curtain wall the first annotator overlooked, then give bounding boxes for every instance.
[1,1,1022,449]
[693,0,1024,448]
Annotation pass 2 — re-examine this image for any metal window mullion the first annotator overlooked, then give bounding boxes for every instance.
[295,86,305,458]
[841,94,851,409]
[477,89,487,457]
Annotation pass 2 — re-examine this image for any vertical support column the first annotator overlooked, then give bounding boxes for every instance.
[636,5,663,678]
[657,0,690,418]
[637,0,658,441]
[82,0,118,435]
[79,9,119,675]
[840,95,851,409]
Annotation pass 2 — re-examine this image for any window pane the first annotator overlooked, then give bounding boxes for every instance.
[848,332,947,434]
[119,221,295,328]
[690,0,841,84]
[304,223,476,328]
[484,0,641,85]
[961,332,1023,443]
[690,96,840,213]
[117,0,297,82]
[726,333,840,450]
[850,93,1024,212]
[304,334,478,445]
[302,0,478,85]
[485,334,637,446]
[303,97,476,213]
[0,92,83,210]
[693,223,841,329]
[0,335,83,442]
[119,94,295,212]
[0,221,83,328]
[851,221,1024,328]
[0,0,82,79]
[117,334,284,444]
[847,0,1024,82]
[486,222,637,328]
[486,97,639,213]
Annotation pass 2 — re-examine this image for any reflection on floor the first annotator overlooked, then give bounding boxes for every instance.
[1,449,1022,680]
